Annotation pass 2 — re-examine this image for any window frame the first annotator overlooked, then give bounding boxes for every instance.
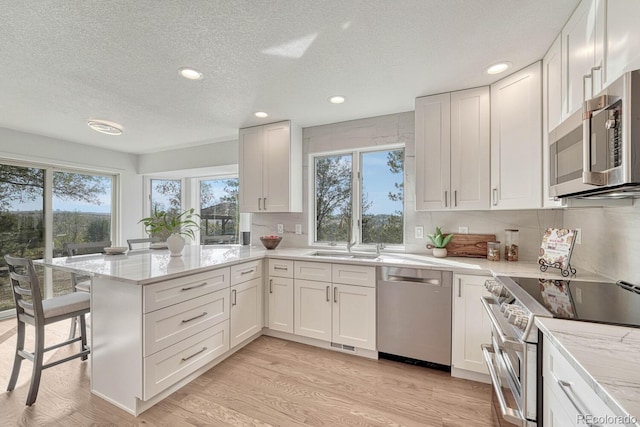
[308,143,405,250]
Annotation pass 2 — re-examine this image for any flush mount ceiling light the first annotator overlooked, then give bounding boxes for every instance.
[254,111,269,118]
[486,62,512,75]
[178,67,204,80]
[329,95,345,104]
[87,120,123,136]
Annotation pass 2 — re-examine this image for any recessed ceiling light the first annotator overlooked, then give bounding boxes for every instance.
[254,111,269,118]
[329,95,346,104]
[178,67,203,80]
[87,120,123,136]
[486,62,512,75]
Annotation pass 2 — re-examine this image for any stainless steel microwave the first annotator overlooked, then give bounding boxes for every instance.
[549,69,640,199]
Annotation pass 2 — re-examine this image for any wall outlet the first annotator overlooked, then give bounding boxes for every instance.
[277,224,284,234]
[415,226,424,239]
[295,224,302,234]
[575,228,581,244]
[458,226,469,234]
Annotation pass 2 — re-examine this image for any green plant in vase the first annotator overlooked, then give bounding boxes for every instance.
[139,208,201,256]
[427,226,454,258]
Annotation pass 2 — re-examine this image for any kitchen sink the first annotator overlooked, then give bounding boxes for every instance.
[307,250,381,260]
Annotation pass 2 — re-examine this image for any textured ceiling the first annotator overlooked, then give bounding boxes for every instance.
[0,1,579,154]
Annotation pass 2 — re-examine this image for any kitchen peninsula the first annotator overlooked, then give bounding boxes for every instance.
[37,245,620,418]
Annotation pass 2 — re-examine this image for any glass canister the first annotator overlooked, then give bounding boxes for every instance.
[487,241,501,261]
[505,229,519,261]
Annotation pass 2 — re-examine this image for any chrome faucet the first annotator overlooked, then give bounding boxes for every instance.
[376,243,385,255]
[346,221,355,253]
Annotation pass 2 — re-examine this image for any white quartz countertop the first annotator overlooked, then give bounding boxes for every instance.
[35,244,610,285]
[536,317,640,426]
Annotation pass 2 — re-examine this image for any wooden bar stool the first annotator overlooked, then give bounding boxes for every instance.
[5,255,90,406]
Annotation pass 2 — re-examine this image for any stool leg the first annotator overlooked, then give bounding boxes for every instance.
[79,314,88,361]
[68,316,77,339]
[25,322,45,406]
[7,321,25,392]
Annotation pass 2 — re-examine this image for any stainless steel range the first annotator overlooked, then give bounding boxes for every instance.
[482,275,640,427]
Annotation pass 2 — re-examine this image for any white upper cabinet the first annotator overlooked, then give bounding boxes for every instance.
[597,0,640,89]
[415,87,490,211]
[239,121,302,213]
[491,62,542,210]
[561,0,597,119]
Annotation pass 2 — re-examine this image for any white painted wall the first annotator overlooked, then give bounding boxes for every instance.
[0,127,142,245]
[137,139,237,174]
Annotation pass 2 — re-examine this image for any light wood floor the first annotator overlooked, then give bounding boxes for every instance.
[0,317,501,426]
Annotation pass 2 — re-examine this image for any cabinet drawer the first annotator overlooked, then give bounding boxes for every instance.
[268,259,294,278]
[143,268,230,313]
[230,260,262,285]
[543,339,617,423]
[143,287,229,356]
[294,261,332,282]
[332,264,375,287]
[143,320,229,400]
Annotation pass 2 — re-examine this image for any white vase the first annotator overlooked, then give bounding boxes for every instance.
[432,247,447,258]
[167,233,185,257]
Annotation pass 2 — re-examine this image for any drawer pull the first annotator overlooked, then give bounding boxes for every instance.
[274,265,288,271]
[240,269,254,275]
[557,379,596,425]
[181,346,208,362]
[181,282,207,291]
[181,312,208,324]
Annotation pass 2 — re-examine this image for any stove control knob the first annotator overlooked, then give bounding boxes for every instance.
[606,118,618,129]
[516,316,529,330]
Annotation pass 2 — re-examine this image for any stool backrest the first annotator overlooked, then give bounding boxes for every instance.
[4,255,43,323]
[63,241,112,257]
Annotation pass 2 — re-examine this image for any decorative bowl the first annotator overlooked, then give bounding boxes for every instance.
[260,236,282,250]
[104,246,128,255]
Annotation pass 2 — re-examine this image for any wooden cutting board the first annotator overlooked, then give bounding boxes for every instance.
[445,233,496,258]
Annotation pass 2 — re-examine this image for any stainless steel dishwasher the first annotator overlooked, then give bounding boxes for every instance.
[377,266,452,368]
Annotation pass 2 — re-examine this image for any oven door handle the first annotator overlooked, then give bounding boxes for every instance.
[480,297,525,352]
[481,345,526,427]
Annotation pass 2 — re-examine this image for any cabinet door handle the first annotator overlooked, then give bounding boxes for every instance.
[326,285,330,302]
[492,188,498,206]
[258,198,262,210]
[263,198,267,210]
[458,278,462,298]
[333,286,338,303]
[269,279,273,294]
[590,65,601,96]
[274,265,288,271]
[582,72,592,101]
[181,347,208,362]
[444,190,448,208]
[232,289,237,306]
[454,190,458,207]
[181,282,207,291]
[181,312,208,323]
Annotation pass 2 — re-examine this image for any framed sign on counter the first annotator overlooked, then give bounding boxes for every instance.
[538,228,578,277]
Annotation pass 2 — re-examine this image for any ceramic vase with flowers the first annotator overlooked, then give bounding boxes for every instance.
[139,208,201,257]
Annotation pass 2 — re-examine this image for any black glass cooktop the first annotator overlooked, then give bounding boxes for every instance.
[509,277,640,328]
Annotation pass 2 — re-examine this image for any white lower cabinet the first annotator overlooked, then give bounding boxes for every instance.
[267,275,294,333]
[293,261,376,351]
[543,335,618,427]
[230,276,263,348]
[294,279,332,341]
[451,274,492,376]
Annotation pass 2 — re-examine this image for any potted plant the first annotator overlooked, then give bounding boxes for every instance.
[427,226,454,258]
[139,208,201,257]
